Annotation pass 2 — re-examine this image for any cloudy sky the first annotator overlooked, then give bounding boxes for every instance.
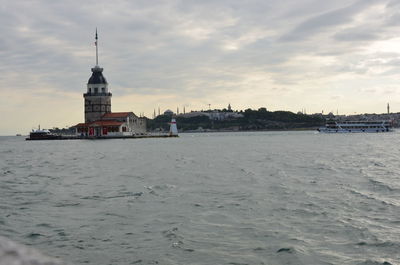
[1,0,400,135]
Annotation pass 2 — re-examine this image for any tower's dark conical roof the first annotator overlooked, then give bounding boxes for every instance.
[88,66,108,84]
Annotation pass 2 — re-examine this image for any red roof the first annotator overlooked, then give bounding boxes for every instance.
[73,121,124,127]
[74,123,88,127]
[90,120,124,126]
[102,112,132,118]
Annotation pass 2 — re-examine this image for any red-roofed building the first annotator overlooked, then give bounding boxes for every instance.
[75,112,146,137]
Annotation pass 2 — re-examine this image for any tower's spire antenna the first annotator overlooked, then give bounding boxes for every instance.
[95,28,98,66]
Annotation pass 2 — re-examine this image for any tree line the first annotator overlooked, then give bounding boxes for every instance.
[147,108,324,131]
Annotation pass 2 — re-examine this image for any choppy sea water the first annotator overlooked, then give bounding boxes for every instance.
[1,131,400,265]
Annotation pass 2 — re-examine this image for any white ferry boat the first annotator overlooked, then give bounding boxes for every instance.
[26,127,61,140]
[318,120,393,133]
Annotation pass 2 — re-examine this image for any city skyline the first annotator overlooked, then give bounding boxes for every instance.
[1,0,400,135]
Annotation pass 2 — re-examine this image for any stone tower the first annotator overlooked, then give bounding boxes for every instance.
[84,29,112,123]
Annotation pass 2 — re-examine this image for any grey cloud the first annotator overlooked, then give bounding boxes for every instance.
[333,27,381,42]
[383,2,400,28]
[384,13,400,27]
[280,0,380,41]
[387,0,400,7]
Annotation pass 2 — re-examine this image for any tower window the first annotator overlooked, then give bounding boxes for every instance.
[94,87,98,93]
[102,87,105,93]
[89,88,91,93]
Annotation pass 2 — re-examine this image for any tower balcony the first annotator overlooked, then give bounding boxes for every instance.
[84,92,112,97]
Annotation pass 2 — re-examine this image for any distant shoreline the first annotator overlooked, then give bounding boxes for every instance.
[179,127,319,133]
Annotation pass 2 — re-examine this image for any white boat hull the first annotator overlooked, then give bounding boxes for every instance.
[318,120,393,133]
[318,128,391,133]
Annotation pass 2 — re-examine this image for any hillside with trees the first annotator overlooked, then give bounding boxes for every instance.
[147,108,324,132]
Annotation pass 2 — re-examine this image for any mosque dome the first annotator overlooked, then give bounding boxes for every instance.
[88,66,108,84]
[164,109,174,116]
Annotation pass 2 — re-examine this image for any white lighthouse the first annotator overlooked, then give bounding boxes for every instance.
[169,118,178,136]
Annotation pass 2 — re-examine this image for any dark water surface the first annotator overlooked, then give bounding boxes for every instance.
[1,132,400,265]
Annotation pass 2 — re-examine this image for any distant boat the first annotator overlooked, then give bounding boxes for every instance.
[26,128,61,140]
[16,134,22,136]
[318,120,393,133]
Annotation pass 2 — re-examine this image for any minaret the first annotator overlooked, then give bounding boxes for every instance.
[84,29,112,123]
[387,103,390,114]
